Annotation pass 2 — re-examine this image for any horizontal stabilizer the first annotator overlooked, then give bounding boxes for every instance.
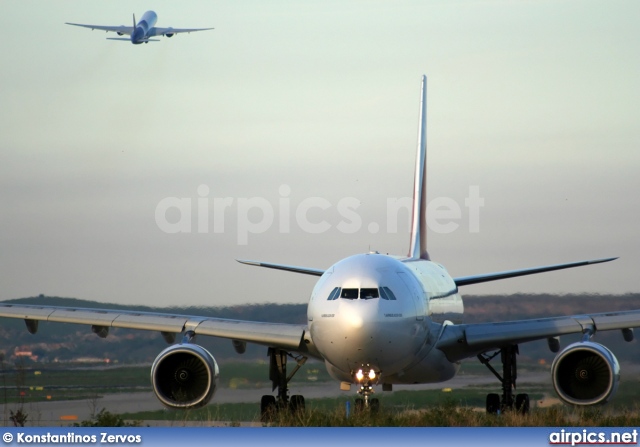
[453,257,617,287]
[237,260,325,277]
[105,38,160,42]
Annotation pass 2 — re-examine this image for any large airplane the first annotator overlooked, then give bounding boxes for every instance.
[0,76,636,418]
[65,11,213,44]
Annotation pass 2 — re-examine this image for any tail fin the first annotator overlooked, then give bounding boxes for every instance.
[408,75,429,260]
[133,13,136,28]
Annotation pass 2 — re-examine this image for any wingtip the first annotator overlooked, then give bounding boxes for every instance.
[587,257,619,265]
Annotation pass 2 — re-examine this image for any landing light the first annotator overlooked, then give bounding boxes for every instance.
[368,369,376,380]
[356,369,364,381]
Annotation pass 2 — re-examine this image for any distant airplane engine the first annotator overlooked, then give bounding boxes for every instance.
[551,341,620,406]
[151,344,219,409]
[165,28,174,37]
[117,32,124,36]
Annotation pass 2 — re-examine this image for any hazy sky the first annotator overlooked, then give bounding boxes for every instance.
[1,0,639,307]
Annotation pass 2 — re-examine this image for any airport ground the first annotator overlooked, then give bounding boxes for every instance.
[1,363,640,427]
[0,366,551,426]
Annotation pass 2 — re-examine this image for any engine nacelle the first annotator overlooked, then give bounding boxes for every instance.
[165,28,174,38]
[551,341,620,406]
[165,33,174,38]
[151,344,219,409]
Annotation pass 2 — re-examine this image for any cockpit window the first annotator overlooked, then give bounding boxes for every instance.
[380,286,397,301]
[327,287,341,301]
[341,288,359,299]
[360,288,379,300]
[336,288,392,300]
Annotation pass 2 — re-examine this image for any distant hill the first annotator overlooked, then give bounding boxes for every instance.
[1,293,639,365]
[463,293,640,323]
[463,293,640,365]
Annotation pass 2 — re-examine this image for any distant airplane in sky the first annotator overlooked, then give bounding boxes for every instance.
[65,10,213,44]
[0,76,633,419]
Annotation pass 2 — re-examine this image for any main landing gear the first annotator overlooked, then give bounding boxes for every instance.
[260,348,308,422]
[478,344,530,415]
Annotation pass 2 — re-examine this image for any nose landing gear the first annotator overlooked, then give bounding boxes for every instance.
[353,367,380,413]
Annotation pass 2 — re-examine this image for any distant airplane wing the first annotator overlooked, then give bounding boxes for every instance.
[453,257,617,287]
[65,23,134,35]
[436,308,640,362]
[148,26,214,37]
[237,259,325,276]
[0,303,307,352]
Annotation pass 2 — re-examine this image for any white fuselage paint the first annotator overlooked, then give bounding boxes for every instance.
[307,252,463,385]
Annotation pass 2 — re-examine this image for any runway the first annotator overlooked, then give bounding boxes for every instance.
[0,370,549,426]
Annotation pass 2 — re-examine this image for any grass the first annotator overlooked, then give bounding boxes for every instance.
[118,382,640,426]
[262,402,640,427]
[121,398,640,427]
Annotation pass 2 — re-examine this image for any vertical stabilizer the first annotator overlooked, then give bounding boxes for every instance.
[408,75,429,260]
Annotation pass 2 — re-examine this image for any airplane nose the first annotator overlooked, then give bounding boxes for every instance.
[338,301,378,341]
[345,312,363,329]
[311,298,421,377]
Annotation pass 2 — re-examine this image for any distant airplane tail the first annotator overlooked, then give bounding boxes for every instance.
[408,75,429,260]
[133,13,136,28]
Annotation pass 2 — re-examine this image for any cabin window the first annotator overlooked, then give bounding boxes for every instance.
[327,287,341,301]
[380,286,397,300]
[360,288,379,300]
[341,288,359,299]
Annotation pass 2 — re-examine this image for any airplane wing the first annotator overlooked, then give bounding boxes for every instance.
[436,308,640,362]
[65,23,134,35]
[148,27,214,37]
[0,303,306,352]
[237,259,325,276]
[453,257,617,287]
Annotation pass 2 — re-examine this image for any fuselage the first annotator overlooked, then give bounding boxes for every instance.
[307,252,463,385]
[131,11,158,44]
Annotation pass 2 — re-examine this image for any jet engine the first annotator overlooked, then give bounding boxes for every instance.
[551,341,620,406]
[165,28,174,37]
[117,32,124,36]
[151,344,219,409]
